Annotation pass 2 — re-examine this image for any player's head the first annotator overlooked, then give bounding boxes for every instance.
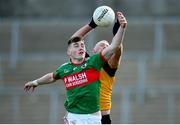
[67,36,86,62]
[93,40,109,53]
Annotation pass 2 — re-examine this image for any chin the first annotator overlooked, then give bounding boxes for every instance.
[77,56,84,60]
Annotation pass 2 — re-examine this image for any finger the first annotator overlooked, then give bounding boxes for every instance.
[120,20,125,24]
[120,16,125,19]
[24,86,29,92]
[24,87,27,92]
[27,86,31,91]
[25,86,30,92]
[24,86,27,91]
[32,86,35,92]
[117,12,122,16]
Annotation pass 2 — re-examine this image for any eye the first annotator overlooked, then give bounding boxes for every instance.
[81,45,85,48]
[81,43,85,48]
[73,43,79,47]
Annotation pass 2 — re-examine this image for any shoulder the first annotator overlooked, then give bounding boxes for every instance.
[56,62,71,71]
[60,62,71,67]
[102,62,117,77]
[88,52,101,60]
[53,62,72,79]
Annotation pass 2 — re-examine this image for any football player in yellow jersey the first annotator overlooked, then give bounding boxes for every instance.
[93,19,124,124]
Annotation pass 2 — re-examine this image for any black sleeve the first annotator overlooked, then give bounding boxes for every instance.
[102,62,117,77]
[112,19,120,36]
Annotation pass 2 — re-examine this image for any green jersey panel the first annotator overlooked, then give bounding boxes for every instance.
[53,52,105,114]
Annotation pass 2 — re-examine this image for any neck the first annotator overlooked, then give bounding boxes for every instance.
[71,58,84,65]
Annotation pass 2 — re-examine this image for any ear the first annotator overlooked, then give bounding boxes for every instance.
[92,48,96,53]
[67,46,71,56]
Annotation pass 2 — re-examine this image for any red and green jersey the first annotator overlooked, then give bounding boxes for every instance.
[53,52,106,114]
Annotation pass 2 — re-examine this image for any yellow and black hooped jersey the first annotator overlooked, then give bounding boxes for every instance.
[100,61,117,111]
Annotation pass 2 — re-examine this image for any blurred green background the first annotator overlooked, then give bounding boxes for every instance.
[0,0,180,124]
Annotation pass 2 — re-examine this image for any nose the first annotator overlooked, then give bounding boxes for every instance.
[79,46,84,50]
[80,45,86,50]
[79,47,85,53]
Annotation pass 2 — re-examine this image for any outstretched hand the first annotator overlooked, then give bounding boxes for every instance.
[117,12,127,28]
[24,81,38,92]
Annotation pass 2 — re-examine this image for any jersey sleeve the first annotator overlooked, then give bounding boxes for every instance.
[89,51,107,71]
[103,61,117,77]
[53,66,62,80]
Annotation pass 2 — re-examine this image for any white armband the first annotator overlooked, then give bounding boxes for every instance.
[32,80,39,86]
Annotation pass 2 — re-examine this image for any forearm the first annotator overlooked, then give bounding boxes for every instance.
[110,11,127,49]
[102,27,126,60]
[35,73,55,86]
[108,46,122,68]
[112,26,126,49]
[71,17,97,38]
[71,24,93,38]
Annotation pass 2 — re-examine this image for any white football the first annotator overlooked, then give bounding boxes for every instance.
[93,6,115,27]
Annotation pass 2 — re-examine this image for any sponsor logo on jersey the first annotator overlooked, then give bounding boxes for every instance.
[64,69,70,73]
[62,68,100,90]
[81,63,87,69]
[73,67,77,71]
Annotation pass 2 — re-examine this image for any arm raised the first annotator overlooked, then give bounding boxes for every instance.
[102,12,127,60]
[71,18,97,38]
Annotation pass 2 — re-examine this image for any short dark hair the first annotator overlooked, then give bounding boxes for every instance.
[68,36,84,45]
